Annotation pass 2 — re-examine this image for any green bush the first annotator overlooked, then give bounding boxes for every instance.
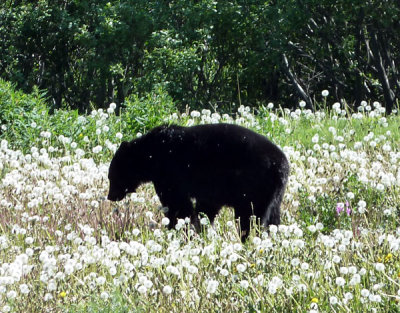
[0,79,49,147]
[122,86,177,135]
[0,80,179,161]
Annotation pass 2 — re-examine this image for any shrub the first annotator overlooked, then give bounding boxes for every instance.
[122,86,177,135]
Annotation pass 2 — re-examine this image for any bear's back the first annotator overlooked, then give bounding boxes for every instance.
[144,123,286,172]
[187,123,284,161]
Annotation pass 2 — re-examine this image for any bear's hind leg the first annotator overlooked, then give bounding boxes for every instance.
[262,184,284,228]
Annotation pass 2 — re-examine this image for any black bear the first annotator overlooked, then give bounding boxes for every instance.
[107,123,289,240]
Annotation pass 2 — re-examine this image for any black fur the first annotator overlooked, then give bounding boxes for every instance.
[107,124,289,240]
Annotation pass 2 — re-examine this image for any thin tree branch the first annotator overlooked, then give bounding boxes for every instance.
[282,53,314,109]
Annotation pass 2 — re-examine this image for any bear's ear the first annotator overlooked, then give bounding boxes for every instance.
[119,141,130,151]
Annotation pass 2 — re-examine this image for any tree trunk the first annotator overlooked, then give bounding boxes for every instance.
[282,54,314,110]
[368,27,395,114]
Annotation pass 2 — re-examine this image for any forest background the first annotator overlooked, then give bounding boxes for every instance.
[1,0,399,114]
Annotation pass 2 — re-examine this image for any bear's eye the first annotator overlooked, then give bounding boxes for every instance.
[125,188,129,193]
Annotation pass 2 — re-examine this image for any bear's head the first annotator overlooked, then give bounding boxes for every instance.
[107,141,145,201]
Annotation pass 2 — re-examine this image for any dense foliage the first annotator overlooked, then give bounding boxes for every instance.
[1,0,399,112]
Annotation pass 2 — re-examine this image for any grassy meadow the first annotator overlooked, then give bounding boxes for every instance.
[1,85,400,312]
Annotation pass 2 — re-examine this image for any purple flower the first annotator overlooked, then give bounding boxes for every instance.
[336,202,344,215]
[346,201,352,216]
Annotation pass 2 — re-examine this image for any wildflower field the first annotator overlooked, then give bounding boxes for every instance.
[1,88,400,312]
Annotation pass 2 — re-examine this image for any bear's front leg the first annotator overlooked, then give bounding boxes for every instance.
[234,202,254,242]
[164,199,195,229]
[194,200,220,229]
[154,183,195,229]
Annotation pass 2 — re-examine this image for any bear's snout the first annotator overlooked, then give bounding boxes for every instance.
[107,191,125,202]
[107,193,116,201]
